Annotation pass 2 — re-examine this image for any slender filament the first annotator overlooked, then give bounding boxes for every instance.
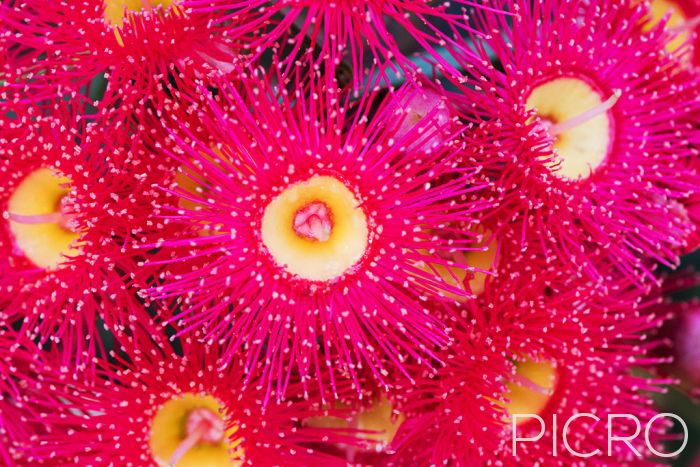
[550,89,622,135]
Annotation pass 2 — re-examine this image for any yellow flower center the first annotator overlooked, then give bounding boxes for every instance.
[646,0,692,55]
[149,393,242,467]
[526,77,617,180]
[502,358,558,423]
[354,396,405,446]
[5,168,81,270]
[175,164,206,213]
[261,175,369,282]
[173,149,241,235]
[306,395,404,448]
[416,231,496,300]
[104,0,177,28]
[463,233,497,296]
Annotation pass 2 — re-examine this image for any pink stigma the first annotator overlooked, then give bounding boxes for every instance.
[169,408,225,466]
[293,201,333,242]
[7,196,78,231]
[670,13,700,34]
[136,0,156,14]
[550,89,622,135]
[510,373,554,396]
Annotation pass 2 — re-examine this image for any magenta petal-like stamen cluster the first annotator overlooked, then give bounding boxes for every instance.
[142,63,491,401]
[0,0,698,464]
[445,0,700,285]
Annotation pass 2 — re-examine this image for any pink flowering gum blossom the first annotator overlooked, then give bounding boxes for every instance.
[140,60,492,404]
[442,0,700,287]
[393,236,675,464]
[23,330,363,466]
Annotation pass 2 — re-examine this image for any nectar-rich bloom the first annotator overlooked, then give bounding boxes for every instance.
[145,63,490,401]
[0,0,246,111]
[392,238,675,465]
[0,1,696,465]
[25,331,355,466]
[0,104,154,368]
[449,0,700,285]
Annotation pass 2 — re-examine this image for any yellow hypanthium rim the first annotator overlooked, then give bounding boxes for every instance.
[646,0,692,55]
[526,77,616,181]
[502,357,558,424]
[104,0,178,28]
[7,167,81,270]
[149,393,242,467]
[305,395,404,448]
[261,175,369,282]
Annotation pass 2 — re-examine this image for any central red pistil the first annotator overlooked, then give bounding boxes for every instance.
[169,408,225,465]
[293,201,333,242]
